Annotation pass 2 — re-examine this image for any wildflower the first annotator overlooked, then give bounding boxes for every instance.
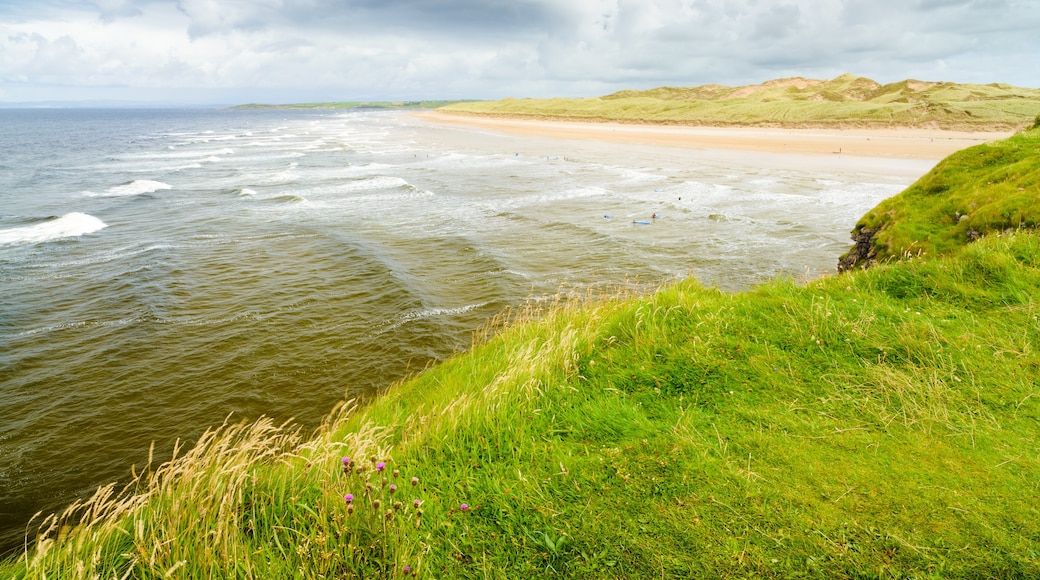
[403,565,411,574]
[389,484,398,494]
[347,504,355,515]
[376,461,386,472]
[373,499,381,510]
[384,508,394,520]
[413,499,422,508]
[411,477,419,487]
[393,469,400,478]
[394,501,403,511]
[460,503,470,512]
[365,482,374,494]
[344,494,354,503]
[341,456,351,465]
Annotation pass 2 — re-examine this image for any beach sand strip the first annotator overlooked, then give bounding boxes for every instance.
[417,111,1013,161]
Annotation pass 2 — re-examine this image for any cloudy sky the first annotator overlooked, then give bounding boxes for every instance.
[0,0,1037,106]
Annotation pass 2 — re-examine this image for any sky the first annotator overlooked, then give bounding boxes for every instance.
[0,0,1037,106]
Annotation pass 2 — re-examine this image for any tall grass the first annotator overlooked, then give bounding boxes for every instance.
[3,229,1038,578]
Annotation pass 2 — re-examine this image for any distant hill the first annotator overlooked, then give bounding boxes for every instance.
[440,75,1040,130]
[231,100,473,110]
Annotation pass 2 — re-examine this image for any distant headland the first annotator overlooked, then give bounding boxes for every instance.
[229,99,474,110]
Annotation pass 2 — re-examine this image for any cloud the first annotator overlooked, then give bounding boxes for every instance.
[0,0,1037,104]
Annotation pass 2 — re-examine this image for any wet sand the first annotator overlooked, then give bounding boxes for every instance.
[417,111,1013,161]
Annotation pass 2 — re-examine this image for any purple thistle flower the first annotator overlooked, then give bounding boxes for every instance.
[341,456,350,465]
[389,484,398,494]
[403,565,411,574]
[413,499,422,508]
[344,494,354,503]
[376,461,386,472]
[411,477,419,486]
[460,503,470,512]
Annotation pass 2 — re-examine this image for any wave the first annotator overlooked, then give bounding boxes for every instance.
[115,147,235,161]
[492,185,611,211]
[271,195,307,203]
[378,302,490,333]
[341,176,411,192]
[0,213,107,246]
[88,180,172,197]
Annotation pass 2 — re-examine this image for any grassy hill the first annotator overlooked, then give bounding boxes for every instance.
[440,74,1040,130]
[840,117,1040,270]
[3,125,1040,579]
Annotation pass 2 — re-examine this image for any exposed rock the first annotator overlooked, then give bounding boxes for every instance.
[838,227,877,272]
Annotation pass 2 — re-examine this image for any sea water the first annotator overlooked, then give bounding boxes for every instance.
[0,108,928,554]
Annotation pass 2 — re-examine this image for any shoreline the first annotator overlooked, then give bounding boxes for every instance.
[417,111,1014,161]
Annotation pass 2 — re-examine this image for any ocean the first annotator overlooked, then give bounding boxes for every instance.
[0,108,927,554]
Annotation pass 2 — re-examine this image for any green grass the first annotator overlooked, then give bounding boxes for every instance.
[3,129,1040,579]
[840,124,1040,269]
[439,74,1040,130]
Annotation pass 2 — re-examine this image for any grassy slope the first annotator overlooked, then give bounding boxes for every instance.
[4,132,1040,580]
[440,74,1040,130]
[840,122,1040,269]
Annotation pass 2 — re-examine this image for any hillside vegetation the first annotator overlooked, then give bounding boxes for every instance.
[840,120,1040,270]
[440,74,1040,130]
[3,124,1040,580]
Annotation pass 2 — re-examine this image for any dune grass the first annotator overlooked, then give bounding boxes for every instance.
[440,74,1040,130]
[4,123,1040,580]
[839,123,1040,269]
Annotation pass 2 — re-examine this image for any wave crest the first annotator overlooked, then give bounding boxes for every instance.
[0,213,107,246]
[89,180,173,197]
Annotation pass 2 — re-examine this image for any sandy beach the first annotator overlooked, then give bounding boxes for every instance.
[418,111,1014,161]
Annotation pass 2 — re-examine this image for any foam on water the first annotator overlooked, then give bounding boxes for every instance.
[118,147,235,161]
[379,302,491,332]
[0,212,107,245]
[339,176,412,192]
[90,180,173,197]
[257,164,300,185]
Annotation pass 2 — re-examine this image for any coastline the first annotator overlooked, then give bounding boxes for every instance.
[417,110,1014,161]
